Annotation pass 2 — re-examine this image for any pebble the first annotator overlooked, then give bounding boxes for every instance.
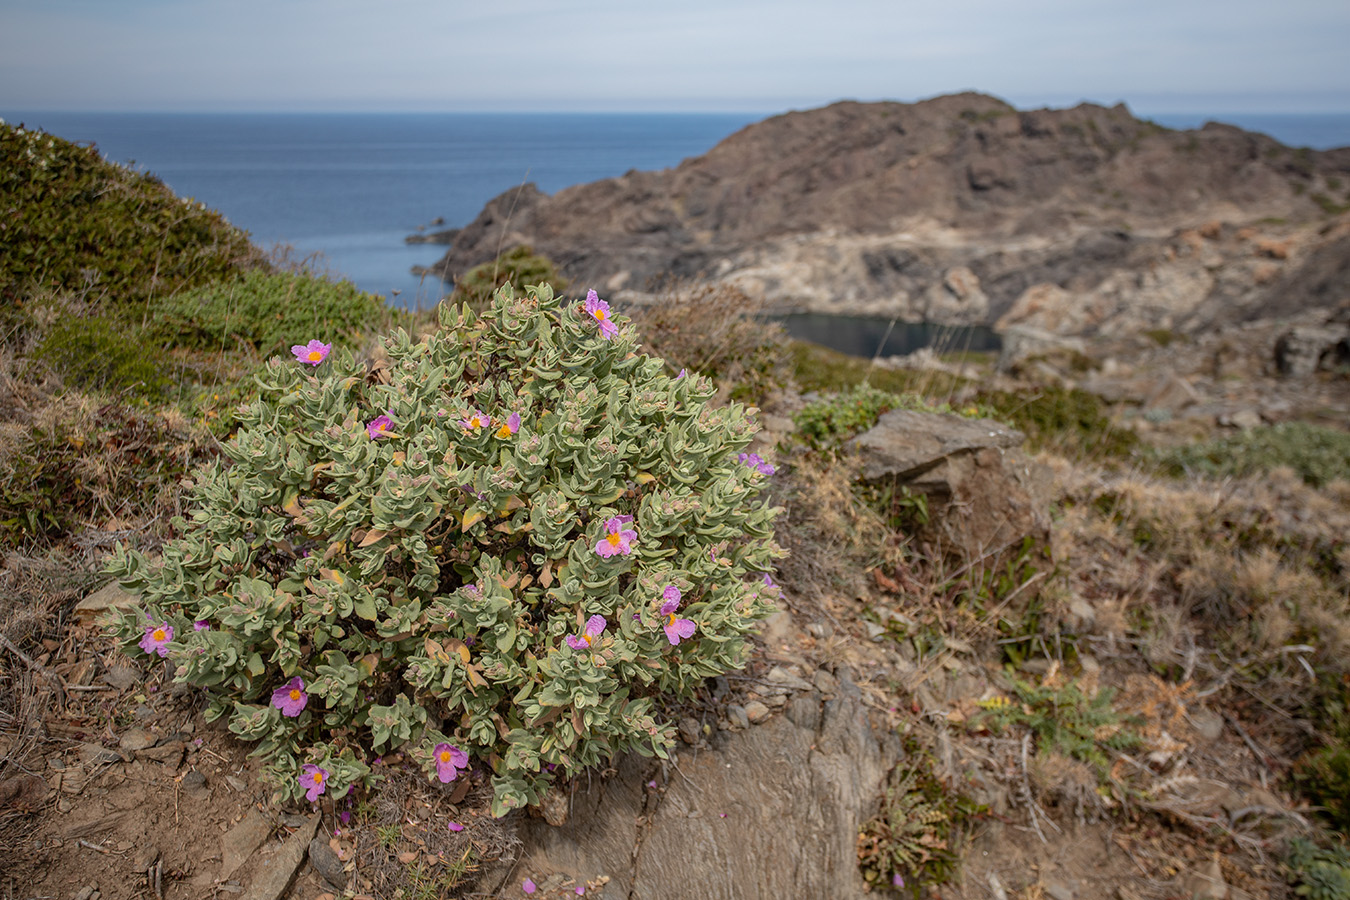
[308,837,348,889]
[806,622,833,639]
[73,887,97,900]
[138,742,185,768]
[118,728,157,754]
[765,667,814,693]
[726,705,750,730]
[678,717,701,746]
[813,669,838,694]
[225,775,248,793]
[77,743,123,767]
[182,770,210,800]
[744,701,771,724]
[132,845,161,873]
[764,694,787,708]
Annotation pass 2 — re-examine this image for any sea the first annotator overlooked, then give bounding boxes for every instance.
[4,109,1349,313]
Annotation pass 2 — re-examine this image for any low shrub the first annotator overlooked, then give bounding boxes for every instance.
[1156,422,1350,488]
[33,315,171,399]
[107,284,782,815]
[450,246,568,312]
[151,269,391,358]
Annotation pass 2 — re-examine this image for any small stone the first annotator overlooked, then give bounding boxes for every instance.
[74,582,137,626]
[225,775,248,793]
[726,705,750,730]
[805,622,831,639]
[77,743,122,767]
[101,665,139,692]
[813,670,838,694]
[744,700,771,724]
[57,798,73,813]
[678,717,701,746]
[1188,708,1224,742]
[864,621,886,641]
[181,770,210,800]
[280,813,308,828]
[708,675,730,700]
[132,845,161,873]
[766,667,814,692]
[1181,859,1227,900]
[73,886,96,900]
[138,742,185,768]
[308,838,347,889]
[764,694,787,708]
[118,728,157,754]
[1045,881,1076,900]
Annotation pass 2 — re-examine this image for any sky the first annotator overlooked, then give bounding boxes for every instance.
[1,0,1348,115]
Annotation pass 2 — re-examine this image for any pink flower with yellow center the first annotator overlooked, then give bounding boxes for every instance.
[366,412,395,439]
[270,676,308,717]
[432,742,469,783]
[582,289,618,340]
[565,615,607,651]
[658,586,697,645]
[496,411,521,438]
[461,409,491,432]
[299,763,328,802]
[291,340,331,366]
[139,622,173,657]
[595,515,636,558]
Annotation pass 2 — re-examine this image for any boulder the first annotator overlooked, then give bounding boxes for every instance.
[499,672,897,899]
[1274,325,1350,376]
[850,409,1051,558]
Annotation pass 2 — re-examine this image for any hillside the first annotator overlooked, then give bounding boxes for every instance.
[421,93,1350,336]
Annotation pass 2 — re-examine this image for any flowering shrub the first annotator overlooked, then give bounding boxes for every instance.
[106,283,782,815]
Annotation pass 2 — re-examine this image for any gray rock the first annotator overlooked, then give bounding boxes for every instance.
[850,408,1051,559]
[726,704,750,730]
[1045,880,1077,900]
[813,669,838,695]
[132,845,160,873]
[1275,325,1348,376]
[678,717,702,746]
[220,809,272,879]
[242,812,319,900]
[73,583,137,626]
[137,741,185,768]
[506,672,898,899]
[308,837,348,889]
[117,728,157,754]
[1181,858,1227,900]
[76,743,122,767]
[181,770,210,800]
[766,667,815,693]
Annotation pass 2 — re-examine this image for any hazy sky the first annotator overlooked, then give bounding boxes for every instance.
[2,0,1347,114]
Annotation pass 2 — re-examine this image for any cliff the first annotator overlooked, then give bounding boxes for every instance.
[420,93,1350,336]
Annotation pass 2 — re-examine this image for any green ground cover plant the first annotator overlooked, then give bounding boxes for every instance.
[1157,422,1350,487]
[0,120,256,312]
[106,284,783,816]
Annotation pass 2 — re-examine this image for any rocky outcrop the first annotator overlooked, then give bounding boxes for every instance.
[496,670,897,900]
[420,94,1350,338]
[850,409,1051,558]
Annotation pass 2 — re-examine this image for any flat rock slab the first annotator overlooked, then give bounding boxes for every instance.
[73,582,138,626]
[244,812,320,900]
[507,672,897,899]
[850,409,1024,481]
[221,808,272,879]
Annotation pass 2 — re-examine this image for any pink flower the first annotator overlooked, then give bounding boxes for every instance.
[738,452,776,476]
[576,887,586,896]
[433,742,469,783]
[291,340,331,366]
[892,873,905,887]
[367,412,395,439]
[299,764,328,802]
[448,821,464,832]
[595,515,637,558]
[523,877,537,894]
[676,368,686,379]
[270,676,308,717]
[193,620,210,631]
[582,289,618,339]
[565,615,607,651]
[139,622,173,657]
[658,586,697,646]
[461,409,491,432]
[496,411,521,438]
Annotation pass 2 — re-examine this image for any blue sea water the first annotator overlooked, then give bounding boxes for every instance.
[4,110,1348,310]
[0,111,761,306]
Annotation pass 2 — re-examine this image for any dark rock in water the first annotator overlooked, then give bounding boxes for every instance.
[851,409,1051,558]
[404,227,459,246]
[497,672,896,899]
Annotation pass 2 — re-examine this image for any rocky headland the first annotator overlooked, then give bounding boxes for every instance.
[418,92,1350,341]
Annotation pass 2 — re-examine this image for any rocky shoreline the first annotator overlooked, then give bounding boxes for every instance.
[413,93,1350,341]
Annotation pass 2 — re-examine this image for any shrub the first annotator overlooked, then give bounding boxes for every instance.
[106,284,782,815]
[33,315,170,399]
[0,120,255,310]
[450,246,568,312]
[1285,838,1350,900]
[151,270,391,358]
[626,282,791,404]
[1156,423,1350,488]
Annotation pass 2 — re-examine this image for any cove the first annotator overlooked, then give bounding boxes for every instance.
[775,313,1001,359]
